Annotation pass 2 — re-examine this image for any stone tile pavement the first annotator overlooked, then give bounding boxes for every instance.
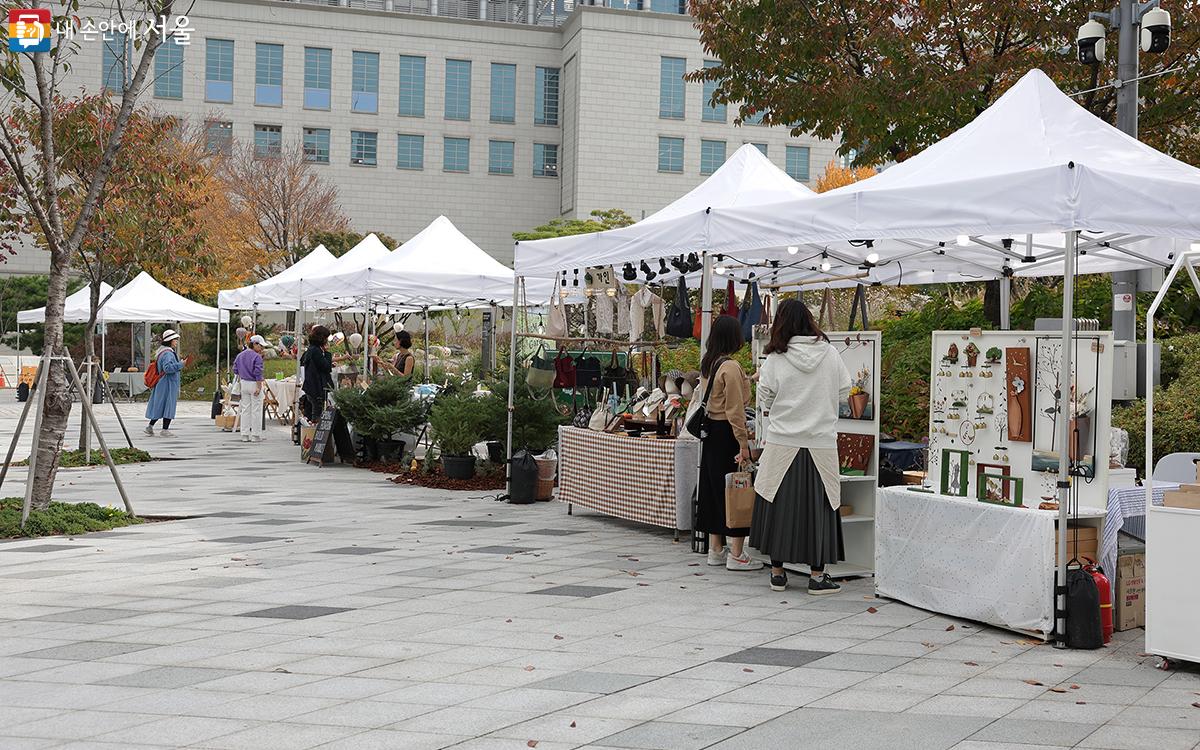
[1,400,1199,749]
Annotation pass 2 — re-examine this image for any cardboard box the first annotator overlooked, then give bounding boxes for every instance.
[839,505,854,517]
[1057,540,1098,563]
[1115,553,1145,631]
[1163,489,1200,510]
[1058,525,1098,543]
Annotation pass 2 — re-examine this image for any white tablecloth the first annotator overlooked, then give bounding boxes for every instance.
[1103,483,1174,577]
[876,486,1055,635]
[105,371,148,398]
[265,378,298,410]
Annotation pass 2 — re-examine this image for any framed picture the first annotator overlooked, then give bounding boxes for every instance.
[940,448,970,497]
[837,432,874,476]
[978,473,1023,507]
[975,462,1010,493]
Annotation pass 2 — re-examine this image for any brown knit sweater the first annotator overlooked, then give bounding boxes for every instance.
[699,359,751,446]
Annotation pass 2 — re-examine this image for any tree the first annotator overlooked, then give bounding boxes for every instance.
[222,142,349,278]
[308,230,399,257]
[814,160,877,193]
[688,0,1200,166]
[512,208,635,241]
[0,0,181,509]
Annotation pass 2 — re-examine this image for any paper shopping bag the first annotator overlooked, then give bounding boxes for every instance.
[725,470,756,528]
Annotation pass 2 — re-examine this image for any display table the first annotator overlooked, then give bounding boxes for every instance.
[557,426,697,533]
[876,486,1104,637]
[1103,482,1174,577]
[105,371,148,399]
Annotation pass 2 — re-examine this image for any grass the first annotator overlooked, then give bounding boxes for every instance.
[12,447,152,468]
[1,497,142,538]
[177,359,299,402]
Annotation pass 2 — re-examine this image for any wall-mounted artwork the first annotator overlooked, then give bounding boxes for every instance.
[1006,347,1032,442]
[838,432,875,476]
[834,335,876,421]
[941,448,971,496]
[1031,337,1101,477]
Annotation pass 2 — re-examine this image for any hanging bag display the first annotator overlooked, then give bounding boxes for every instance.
[722,279,739,318]
[739,281,763,341]
[526,344,556,390]
[571,388,593,428]
[575,348,603,389]
[665,275,694,338]
[685,356,728,439]
[553,347,576,389]
[546,275,568,340]
[602,350,629,394]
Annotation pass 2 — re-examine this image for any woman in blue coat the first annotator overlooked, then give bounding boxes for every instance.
[144,329,189,437]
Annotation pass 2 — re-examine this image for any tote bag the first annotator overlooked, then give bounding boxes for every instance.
[665,275,694,338]
[526,344,556,390]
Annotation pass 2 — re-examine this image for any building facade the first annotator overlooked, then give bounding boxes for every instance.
[4,0,837,277]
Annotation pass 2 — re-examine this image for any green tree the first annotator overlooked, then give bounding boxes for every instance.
[688,0,1200,166]
[308,230,400,257]
[512,208,635,241]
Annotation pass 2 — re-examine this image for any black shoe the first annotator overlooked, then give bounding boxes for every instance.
[808,573,841,596]
[770,572,788,592]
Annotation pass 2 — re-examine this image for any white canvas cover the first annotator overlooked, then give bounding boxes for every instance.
[18,282,114,324]
[217,244,336,310]
[251,233,393,308]
[516,70,1200,282]
[95,272,223,323]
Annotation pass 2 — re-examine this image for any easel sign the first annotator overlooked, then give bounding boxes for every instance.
[306,407,339,467]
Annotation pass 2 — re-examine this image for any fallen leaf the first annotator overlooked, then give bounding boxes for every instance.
[527,742,538,748]
[1137,652,1153,657]
[505,619,513,623]
[273,667,292,674]
[1070,684,1080,690]
[569,721,577,728]
[1047,687,1067,693]
[1023,679,1044,686]
[945,625,956,631]
[867,607,878,614]
[623,570,642,577]
[1076,700,1087,705]
[524,665,535,672]
[628,558,639,562]
[1192,702,1200,709]
[688,563,700,567]
[962,624,972,629]
[553,635,564,641]
[1054,663,1064,668]
[742,668,754,673]
[921,642,936,648]
[964,661,980,666]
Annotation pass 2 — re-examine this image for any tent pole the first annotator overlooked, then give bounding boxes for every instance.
[423,308,430,381]
[295,295,305,430]
[699,252,713,350]
[505,276,519,496]
[1000,270,1012,331]
[362,293,372,381]
[1053,230,1077,648]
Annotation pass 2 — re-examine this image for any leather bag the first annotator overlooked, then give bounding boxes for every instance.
[525,344,556,390]
[553,347,576,389]
[739,280,763,341]
[684,356,727,439]
[722,279,739,318]
[602,350,630,394]
[665,275,694,338]
[575,349,603,389]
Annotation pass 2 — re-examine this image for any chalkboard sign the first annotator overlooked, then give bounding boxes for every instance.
[306,407,339,467]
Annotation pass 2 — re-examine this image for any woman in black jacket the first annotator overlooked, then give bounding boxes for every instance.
[300,325,335,422]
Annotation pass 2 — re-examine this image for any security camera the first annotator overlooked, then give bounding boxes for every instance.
[1141,8,1170,53]
[1077,20,1107,65]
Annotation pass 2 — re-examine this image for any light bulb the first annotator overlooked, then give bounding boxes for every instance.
[820,259,832,272]
[786,245,799,255]
[714,265,726,275]
[866,252,879,264]
[606,287,617,297]
[956,234,970,246]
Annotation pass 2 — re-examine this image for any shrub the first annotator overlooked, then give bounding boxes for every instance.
[334,376,426,440]
[429,390,495,456]
[1112,335,1200,475]
[1,498,142,538]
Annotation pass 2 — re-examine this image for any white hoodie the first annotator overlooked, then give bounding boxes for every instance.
[757,336,852,450]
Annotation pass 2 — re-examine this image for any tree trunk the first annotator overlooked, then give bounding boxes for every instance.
[31,250,74,510]
[983,281,1001,327]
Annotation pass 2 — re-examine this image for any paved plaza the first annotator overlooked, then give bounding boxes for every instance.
[0,402,1198,750]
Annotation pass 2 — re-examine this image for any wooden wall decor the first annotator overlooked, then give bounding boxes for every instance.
[940,448,971,496]
[837,432,874,476]
[976,463,1013,501]
[1006,347,1032,442]
[978,474,1024,507]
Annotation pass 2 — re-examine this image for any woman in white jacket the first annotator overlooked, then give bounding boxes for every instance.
[750,299,852,594]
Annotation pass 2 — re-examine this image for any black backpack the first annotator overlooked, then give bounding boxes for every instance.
[1065,567,1104,649]
[665,275,693,338]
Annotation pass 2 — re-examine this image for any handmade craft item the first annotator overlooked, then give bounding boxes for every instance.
[1006,347,1032,442]
[837,432,874,476]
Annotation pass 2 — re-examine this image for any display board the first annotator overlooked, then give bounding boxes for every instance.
[927,330,1113,509]
[306,407,339,467]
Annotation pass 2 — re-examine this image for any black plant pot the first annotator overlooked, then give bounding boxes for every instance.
[442,455,476,480]
[378,439,406,463]
[486,441,505,464]
[358,435,381,463]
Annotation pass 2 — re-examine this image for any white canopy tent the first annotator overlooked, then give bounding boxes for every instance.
[217,244,336,311]
[243,233,395,309]
[17,282,114,324]
[17,273,220,324]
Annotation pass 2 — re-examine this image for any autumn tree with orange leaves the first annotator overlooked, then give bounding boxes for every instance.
[814,161,878,193]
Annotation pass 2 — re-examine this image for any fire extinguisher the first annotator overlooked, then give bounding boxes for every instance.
[1083,559,1113,644]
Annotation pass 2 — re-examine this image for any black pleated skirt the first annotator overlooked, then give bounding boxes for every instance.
[750,448,844,567]
[696,419,749,537]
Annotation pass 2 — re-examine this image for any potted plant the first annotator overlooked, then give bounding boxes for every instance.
[985,346,1002,365]
[964,342,980,367]
[334,377,426,463]
[848,366,871,419]
[429,390,491,479]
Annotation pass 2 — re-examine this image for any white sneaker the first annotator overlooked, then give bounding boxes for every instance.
[251,435,263,443]
[706,546,727,566]
[159,429,175,438]
[143,426,154,436]
[726,552,765,571]
[241,435,251,442]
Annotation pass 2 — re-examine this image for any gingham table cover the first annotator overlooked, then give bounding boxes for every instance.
[557,426,697,530]
[1102,482,1174,576]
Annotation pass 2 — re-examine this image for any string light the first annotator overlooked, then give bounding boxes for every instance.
[714,264,726,275]
[820,253,832,273]
[956,235,970,246]
[786,245,799,255]
[866,252,880,264]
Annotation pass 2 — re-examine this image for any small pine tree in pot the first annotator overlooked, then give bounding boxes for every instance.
[334,377,427,462]
[429,390,491,479]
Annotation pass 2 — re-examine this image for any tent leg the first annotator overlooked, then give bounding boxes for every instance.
[362,294,372,381]
[1000,273,1012,331]
[423,309,430,381]
[1054,231,1077,648]
[295,301,305,432]
[700,252,713,351]
[102,376,134,449]
[505,277,519,497]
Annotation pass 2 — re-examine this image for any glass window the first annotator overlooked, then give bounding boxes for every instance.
[445,59,472,120]
[396,134,424,170]
[488,140,514,175]
[255,43,283,106]
[745,108,765,125]
[490,63,516,124]
[205,39,234,102]
[659,56,685,119]
[303,128,330,164]
[443,136,470,172]
[534,66,559,126]
[786,145,811,182]
[398,55,426,117]
[533,143,558,178]
[154,38,183,99]
[254,124,282,157]
[648,0,686,10]
[102,33,128,94]
[350,130,378,166]
[751,142,768,156]
[658,136,683,173]
[700,139,726,175]
[204,120,232,155]
[352,51,379,113]
[304,47,332,110]
[701,60,725,122]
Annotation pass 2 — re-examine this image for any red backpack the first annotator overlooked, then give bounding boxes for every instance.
[144,359,161,388]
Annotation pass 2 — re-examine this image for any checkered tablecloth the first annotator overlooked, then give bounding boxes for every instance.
[1102,482,1175,576]
[557,426,697,530]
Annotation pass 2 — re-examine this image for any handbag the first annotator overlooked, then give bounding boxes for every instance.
[547,276,567,339]
[575,348,603,389]
[571,389,593,428]
[526,344,556,390]
[665,275,693,338]
[588,394,609,431]
[739,280,763,341]
[553,347,576,389]
[722,279,739,318]
[725,465,756,528]
[602,350,629,394]
[685,356,728,439]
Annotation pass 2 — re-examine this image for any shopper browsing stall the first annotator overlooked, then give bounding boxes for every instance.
[697,315,763,572]
[144,329,189,437]
[375,329,416,379]
[751,299,851,594]
[234,335,267,442]
[300,326,336,423]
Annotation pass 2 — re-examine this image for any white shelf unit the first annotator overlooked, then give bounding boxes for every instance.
[1146,502,1200,664]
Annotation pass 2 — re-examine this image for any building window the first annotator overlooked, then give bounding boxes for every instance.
[490,63,516,124]
[443,136,470,173]
[399,55,426,117]
[786,145,811,182]
[397,134,424,170]
[533,143,558,178]
[445,59,472,121]
[658,136,683,173]
[701,60,725,123]
[350,130,378,166]
[303,128,330,164]
[154,38,183,99]
[534,66,559,126]
[254,124,282,157]
[648,0,686,12]
[204,120,232,155]
[304,47,332,110]
[488,140,515,175]
[102,33,128,94]
[700,139,726,175]
[352,51,379,113]
[751,142,768,156]
[659,57,685,120]
[205,39,234,102]
[745,108,766,125]
[255,43,283,106]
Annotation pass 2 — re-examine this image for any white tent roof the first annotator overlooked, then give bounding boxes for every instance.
[217,244,336,310]
[97,272,223,323]
[18,282,114,324]
[250,233,394,308]
[516,69,1200,285]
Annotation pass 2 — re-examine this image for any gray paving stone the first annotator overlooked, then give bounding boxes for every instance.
[267,501,321,506]
[1077,724,1200,750]
[707,707,988,750]
[531,672,652,694]
[170,577,256,588]
[969,718,1100,746]
[0,544,87,552]
[97,666,239,689]
[204,536,284,544]
[597,721,741,750]
[463,545,540,555]
[523,529,587,536]
[30,608,142,624]
[17,641,156,661]
[315,547,394,555]
[716,647,831,667]
[240,519,305,526]
[420,519,520,528]
[201,511,262,517]
[237,605,353,620]
[531,585,623,598]
[384,504,444,510]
